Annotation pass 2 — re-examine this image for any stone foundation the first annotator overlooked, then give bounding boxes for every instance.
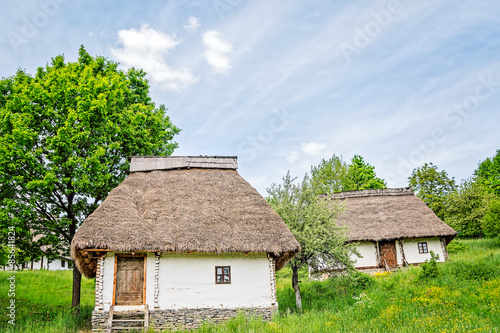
[150,307,276,331]
[91,310,108,331]
[92,307,276,332]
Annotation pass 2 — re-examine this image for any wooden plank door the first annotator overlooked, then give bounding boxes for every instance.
[379,241,398,268]
[114,256,145,305]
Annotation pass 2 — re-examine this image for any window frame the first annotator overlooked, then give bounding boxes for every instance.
[215,266,231,284]
[61,260,65,268]
[418,242,429,254]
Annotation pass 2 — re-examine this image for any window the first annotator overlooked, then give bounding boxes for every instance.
[215,266,231,284]
[61,260,65,268]
[418,242,428,254]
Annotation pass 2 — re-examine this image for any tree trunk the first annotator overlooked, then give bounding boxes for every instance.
[292,266,302,311]
[71,263,81,313]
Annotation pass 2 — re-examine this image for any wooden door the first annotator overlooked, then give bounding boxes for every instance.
[379,241,397,268]
[114,256,145,305]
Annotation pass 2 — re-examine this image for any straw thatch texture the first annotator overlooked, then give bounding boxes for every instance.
[333,188,456,244]
[71,168,300,278]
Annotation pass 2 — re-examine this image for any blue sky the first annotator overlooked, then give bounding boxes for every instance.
[2,0,499,195]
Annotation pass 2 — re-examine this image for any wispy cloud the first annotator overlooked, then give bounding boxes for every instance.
[184,16,200,32]
[202,30,233,73]
[111,25,197,92]
[301,142,328,156]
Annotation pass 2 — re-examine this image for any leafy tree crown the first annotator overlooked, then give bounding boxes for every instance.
[0,46,180,259]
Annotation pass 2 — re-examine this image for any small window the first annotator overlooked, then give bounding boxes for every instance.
[215,266,231,284]
[61,260,65,268]
[418,242,428,254]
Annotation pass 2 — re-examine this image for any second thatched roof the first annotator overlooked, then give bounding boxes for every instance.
[332,187,457,244]
[71,156,300,278]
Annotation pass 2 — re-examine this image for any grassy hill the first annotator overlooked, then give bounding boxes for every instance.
[1,238,499,332]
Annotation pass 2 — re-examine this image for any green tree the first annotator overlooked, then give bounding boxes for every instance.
[444,180,494,237]
[0,226,41,268]
[475,149,500,197]
[482,198,500,238]
[0,46,180,310]
[0,246,9,267]
[310,154,385,194]
[310,154,350,194]
[267,172,356,311]
[346,155,386,191]
[408,163,455,219]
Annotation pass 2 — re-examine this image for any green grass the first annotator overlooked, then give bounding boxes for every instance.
[0,270,95,332]
[183,237,500,333]
[1,238,499,332]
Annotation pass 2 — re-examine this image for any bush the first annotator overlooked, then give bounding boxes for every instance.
[447,240,469,253]
[482,199,500,238]
[350,270,376,289]
[277,269,376,312]
[418,251,440,279]
[450,258,497,281]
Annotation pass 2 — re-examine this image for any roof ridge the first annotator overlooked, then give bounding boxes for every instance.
[130,156,238,172]
[330,187,414,199]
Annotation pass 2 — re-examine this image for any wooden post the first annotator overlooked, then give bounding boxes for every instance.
[399,240,408,266]
[112,255,117,306]
[143,255,147,305]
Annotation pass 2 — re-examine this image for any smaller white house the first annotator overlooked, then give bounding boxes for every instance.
[314,188,456,274]
[31,255,72,271]
[2,255,71,271]
[71,156,300,332]
[2,233,72,271]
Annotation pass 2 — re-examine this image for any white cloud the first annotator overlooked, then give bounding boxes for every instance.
[202,30,233,73]
[286,150,299,163]
[111,25,197,92]
[301,142,328,156]
[184,16,200,32]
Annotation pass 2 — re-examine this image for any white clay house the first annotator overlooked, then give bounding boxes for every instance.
[315,187,457,274]
[71,156,300,332]
[2,233,72,271]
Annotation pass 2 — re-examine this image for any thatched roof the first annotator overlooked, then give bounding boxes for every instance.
[332,187,457,244]
[71,156,300,278]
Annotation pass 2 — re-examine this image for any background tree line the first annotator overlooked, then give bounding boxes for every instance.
[409,150,500,239]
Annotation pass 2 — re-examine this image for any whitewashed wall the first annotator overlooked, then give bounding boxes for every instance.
[101,252,116,311]
[30,256,72,271]
[98,252,274,311]
[352,242,378,268]
[395,240,402,266]
[157,253,273,309]
[145,253,156,308]
[2,256,72,271]
[402,237,446,264]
